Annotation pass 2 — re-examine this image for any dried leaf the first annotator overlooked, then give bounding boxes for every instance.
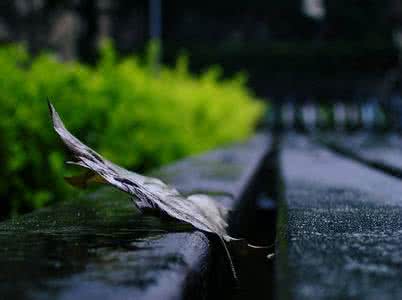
[48,102,238,280]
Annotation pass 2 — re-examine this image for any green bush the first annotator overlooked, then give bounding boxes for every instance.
[0,42,265,218]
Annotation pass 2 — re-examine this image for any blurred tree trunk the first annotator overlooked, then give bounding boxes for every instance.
[77,0,99,63]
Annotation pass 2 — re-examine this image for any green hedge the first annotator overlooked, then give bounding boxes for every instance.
[0,42,265,217]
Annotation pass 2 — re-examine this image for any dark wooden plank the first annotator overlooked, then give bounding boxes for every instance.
[278,134,402,300]
[0,134,271,300]
[319,132,402,178]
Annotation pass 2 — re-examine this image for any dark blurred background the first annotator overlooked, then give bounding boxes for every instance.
[1,0,401,100]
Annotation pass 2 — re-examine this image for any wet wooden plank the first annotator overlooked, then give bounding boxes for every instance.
[278,134,402,300]
[0,134,271,300]
[319,132,402,178]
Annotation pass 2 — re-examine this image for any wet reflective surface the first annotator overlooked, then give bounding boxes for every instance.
[0,134,271,300]
[0,187,195,300]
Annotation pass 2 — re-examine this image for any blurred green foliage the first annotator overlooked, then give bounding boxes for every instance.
[0,41,265,217]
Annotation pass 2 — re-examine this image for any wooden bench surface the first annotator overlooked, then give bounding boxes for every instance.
[320,132,402,177]
[0,134,271,300]
[278,134,402,300]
